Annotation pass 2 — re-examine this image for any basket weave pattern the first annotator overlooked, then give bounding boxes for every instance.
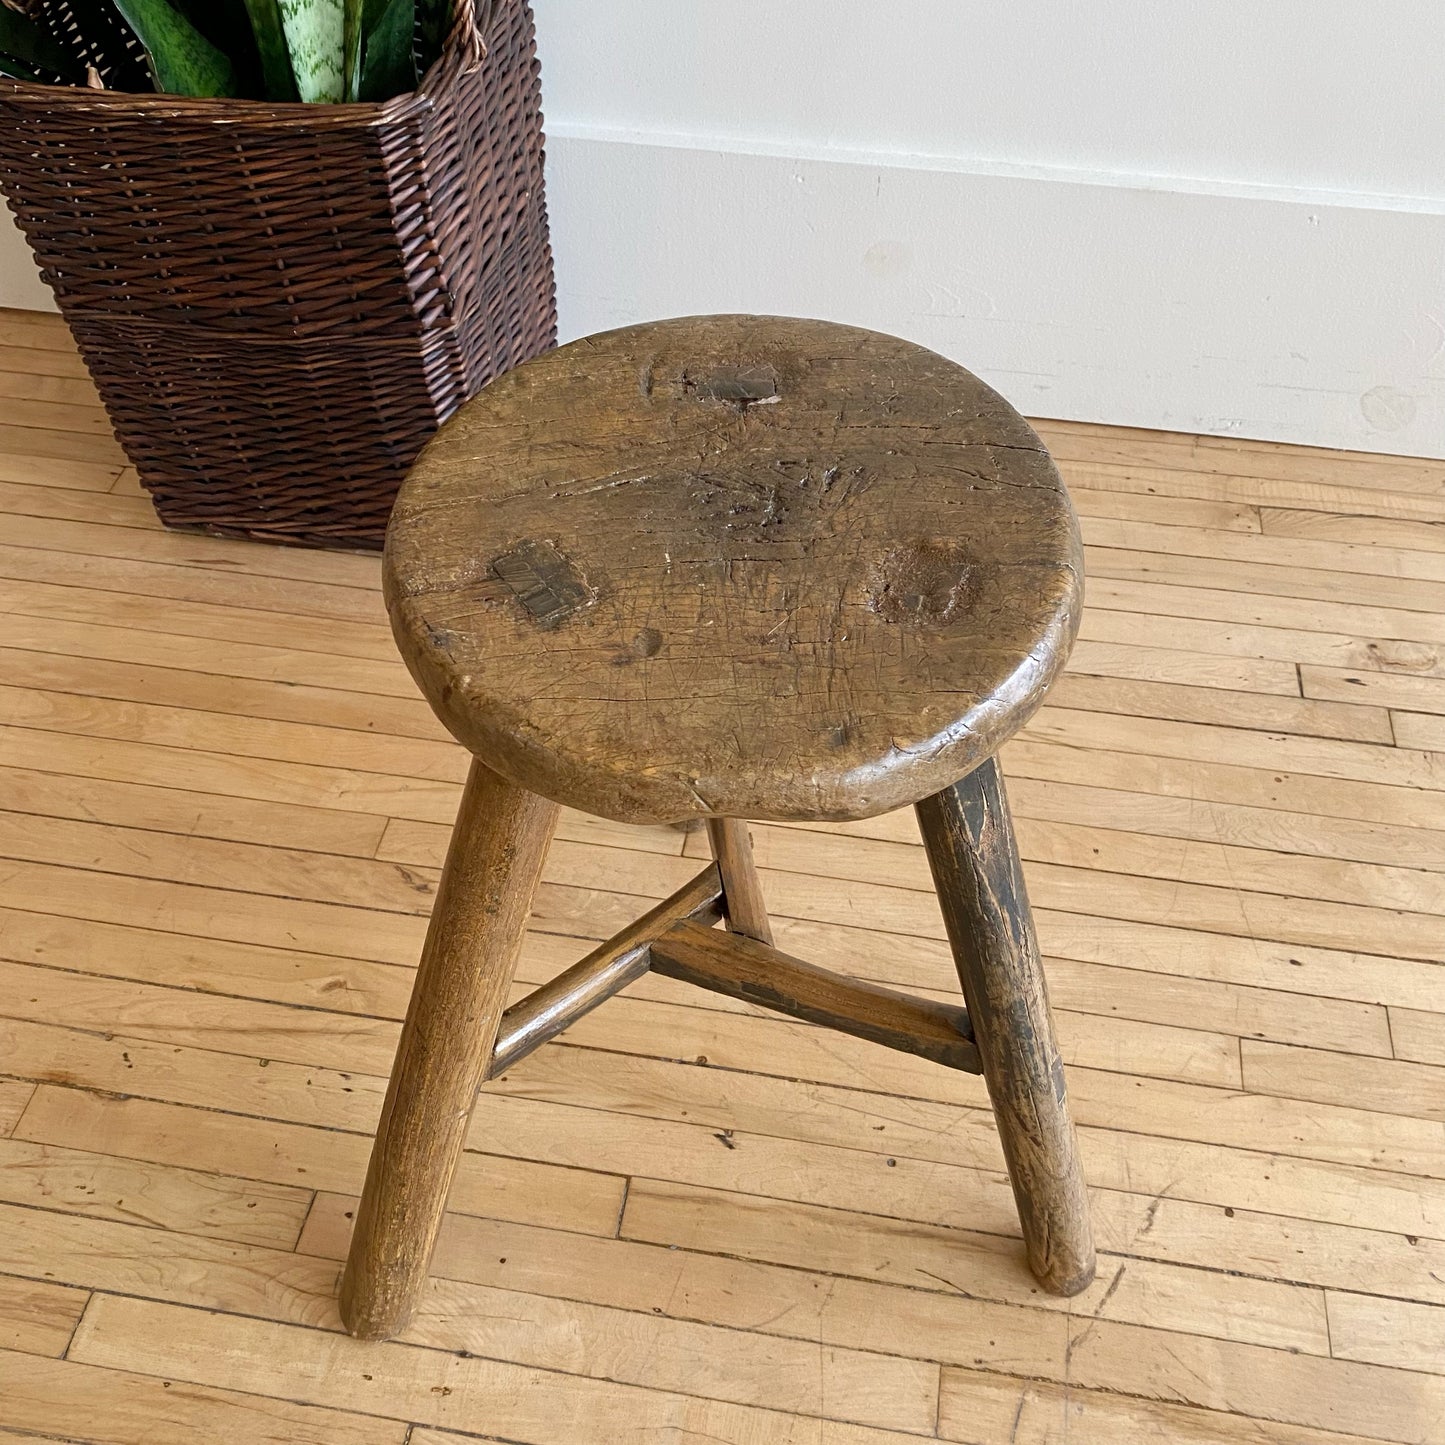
[0,0,556,548]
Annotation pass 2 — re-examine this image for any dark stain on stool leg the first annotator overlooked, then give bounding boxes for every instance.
[867,540,974,624]
[491,538,597,629]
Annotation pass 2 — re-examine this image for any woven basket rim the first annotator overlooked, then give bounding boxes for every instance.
[0,0,490,128]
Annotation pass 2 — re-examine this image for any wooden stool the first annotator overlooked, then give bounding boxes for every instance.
[340,314,1095,1340]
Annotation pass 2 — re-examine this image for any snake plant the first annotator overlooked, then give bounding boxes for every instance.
[0,0,451,101]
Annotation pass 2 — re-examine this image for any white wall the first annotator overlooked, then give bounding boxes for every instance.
[6,1,1444,456]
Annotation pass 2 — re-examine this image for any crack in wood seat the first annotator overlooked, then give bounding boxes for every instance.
[384,314,1083,824]
[341,314,1096,1343]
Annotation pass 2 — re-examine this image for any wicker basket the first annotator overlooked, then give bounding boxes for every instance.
[0,0,555,549]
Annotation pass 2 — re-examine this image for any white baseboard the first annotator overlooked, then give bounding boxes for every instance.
[6,127,1444,458]
[546,129,1445,460]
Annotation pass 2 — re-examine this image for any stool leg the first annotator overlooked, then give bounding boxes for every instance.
[339,760,558,1339]
[706,818,774,946]
[916,757,1095,1296]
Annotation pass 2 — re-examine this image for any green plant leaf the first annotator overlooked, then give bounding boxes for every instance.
[37,0,154,91]
[341,0,363,101]
[112,0,237,96]
[0,6,84,84]
[278,0,342,103]
[237,0,298,99]
[170,0,263,97]
[417,0,449,63]
[359,0,413,101]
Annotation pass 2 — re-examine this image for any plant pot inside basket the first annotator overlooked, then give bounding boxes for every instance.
[0,0,556,550]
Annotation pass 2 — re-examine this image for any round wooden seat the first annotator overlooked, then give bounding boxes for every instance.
[385,314,1082,824]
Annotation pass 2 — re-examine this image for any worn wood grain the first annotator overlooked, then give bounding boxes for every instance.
[917,758,1095,1295]
[339,760,558,1339]
[706,818,774,944]
[386,315,1082,823]
[488,864,724,1077]
[649,918,981,1073]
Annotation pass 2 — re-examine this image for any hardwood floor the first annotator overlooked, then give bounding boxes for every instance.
[1,304,1443,1442]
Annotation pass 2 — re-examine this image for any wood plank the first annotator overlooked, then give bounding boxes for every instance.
[403,809,1445,969]
[1328,1293,1445,1376]
[0,905,415,1016]
[1025,908,1445,1013]
[1067,483,1262,531]
[0,344,92,379]
[0,510,382,590]
[1061,456,1445,522]
[494,1034,1445,1190]
[15,1086,627,1239]
[960,1330,1445,1444]
[0,956,404,1076]
[1390,1007,1445,1066]
[1066,637,1300,693]
[1086,573,1445,647]
[1043,955,1391,1058]
[0,1201,940,1431]
[0,310,79,351]
[0,1274,87,1357]
[308,1182,1330,1376]
[937,1366,1408,1445]
[1089,542,1445,615]
[1048,670,1394,743]
[0,1348,408,1445]
[1,396,115,436]
[768,775,1445,876]
[1303,665,1445,715]
[1242,1040,1445,1124]
[0,576,395,660]
[0,809,444,917]
[0,854,443,965]
[1005,773,1445,872]
[1008,736,1445,830]
[1093,1187,1445,1308]
[585,1164,1445,1327]
[621,1178,1328,1355]
[0,369,102,407]
[0,539,380,622]
[471,1073,1445,1241]
[723,812,1445,916]
[0,1080,34,1136]
[70,1293,935,1444]
[1081,512,1445,583]
[0,642,444,736]
[0,814,685,945]
[1034,419,1445,493]
[0,422,125,466]
[0,725,465,830]
[1262,505,1445,556]
[0,453,120,492]
[2,614,411,697]
[1021,706,1445,791]
[1393,711,1445,752]
[0,684,463,782]
[313,1181,1445,1391]
[0,1133,312,1247]
[1086,606,1445,679]
[0,763,387,858]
